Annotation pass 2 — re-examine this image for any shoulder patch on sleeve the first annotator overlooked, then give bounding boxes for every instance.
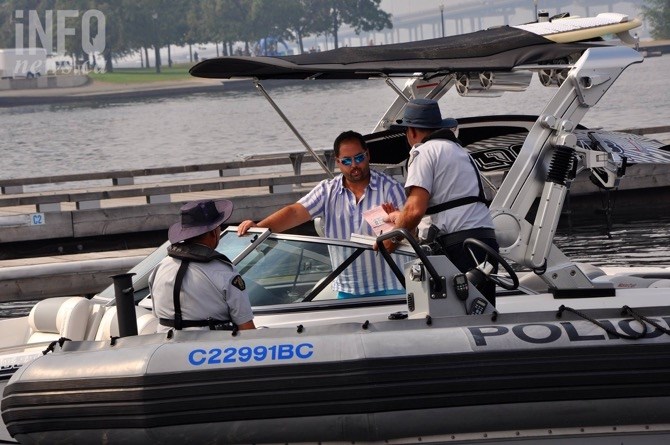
[232,275,246,291]
[408,150,420,167]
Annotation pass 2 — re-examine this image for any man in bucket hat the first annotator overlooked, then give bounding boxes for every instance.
[377,98,499,305]
[150,199,255,332]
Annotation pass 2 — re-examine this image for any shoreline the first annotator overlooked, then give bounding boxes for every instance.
[0,77,239,107]
[0,77,347,107]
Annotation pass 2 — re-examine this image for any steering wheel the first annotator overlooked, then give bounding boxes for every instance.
[463,238,519,290]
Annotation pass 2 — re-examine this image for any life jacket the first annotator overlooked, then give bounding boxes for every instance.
[160,243,234,330]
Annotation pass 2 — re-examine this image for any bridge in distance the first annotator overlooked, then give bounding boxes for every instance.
[337,0,648,46]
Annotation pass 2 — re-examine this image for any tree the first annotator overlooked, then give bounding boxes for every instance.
[198,0,249,56]
[290,0,332,54]
[642,0,670,39]
[322,0,392,49]
[0,0,393,71]
[249,0,302,54]
[184,1,213,60]
[72,0,131,73]
[0,1,24,49]
[1,0,59,50]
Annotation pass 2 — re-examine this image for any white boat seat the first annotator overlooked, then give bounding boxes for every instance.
[27,296,92,344]
[83,303,107,340]
[649,279,670,288]
[95,306,158,340]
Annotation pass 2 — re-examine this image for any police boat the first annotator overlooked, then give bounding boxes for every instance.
[3,12,670,444]
[2,229,670,444]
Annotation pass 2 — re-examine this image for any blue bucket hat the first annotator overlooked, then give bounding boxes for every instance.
[391,98,457,130]
[168,199,233,244]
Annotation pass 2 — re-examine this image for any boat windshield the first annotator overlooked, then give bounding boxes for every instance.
[228,233,413,306]
[235,238,333,305]
[95,228,412,307]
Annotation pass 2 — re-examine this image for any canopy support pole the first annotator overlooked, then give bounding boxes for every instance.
[384,77,410,102]
[253,79,333,178]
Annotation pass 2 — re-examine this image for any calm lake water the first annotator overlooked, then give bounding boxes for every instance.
[1,54,669,179]
[2,215,669,319]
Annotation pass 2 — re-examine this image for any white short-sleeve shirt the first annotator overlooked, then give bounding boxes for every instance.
[150,255,254,333]
[405,138,493,234]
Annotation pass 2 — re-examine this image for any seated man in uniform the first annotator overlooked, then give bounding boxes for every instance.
[150,199,255,332]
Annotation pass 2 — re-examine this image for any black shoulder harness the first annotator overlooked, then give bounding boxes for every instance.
[166,244,233,330]
[422,130,490,216]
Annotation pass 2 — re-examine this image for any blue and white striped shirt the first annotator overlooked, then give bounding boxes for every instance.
[298,169,407,295]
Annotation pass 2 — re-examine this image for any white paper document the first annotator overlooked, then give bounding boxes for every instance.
[362,205,395,236]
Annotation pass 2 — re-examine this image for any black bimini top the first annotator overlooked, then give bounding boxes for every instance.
[189,27,597,80]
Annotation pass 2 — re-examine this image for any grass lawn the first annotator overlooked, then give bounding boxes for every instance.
[89,64,194,84]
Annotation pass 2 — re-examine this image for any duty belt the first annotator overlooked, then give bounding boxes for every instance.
[159,318,234,330]
[436,227,496,248]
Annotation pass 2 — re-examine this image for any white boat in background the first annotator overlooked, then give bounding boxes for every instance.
[3,11,670,445]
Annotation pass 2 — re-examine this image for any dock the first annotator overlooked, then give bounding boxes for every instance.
[0,248,151,303]
[1,127,669,251]
[0,150,344,303]
[0,150,342,248]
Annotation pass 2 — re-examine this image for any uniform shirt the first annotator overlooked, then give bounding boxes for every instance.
[405,138,494,234]
[150,255,254,333]
[298,169,406,295]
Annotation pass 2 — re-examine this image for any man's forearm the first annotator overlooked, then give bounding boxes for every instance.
[258,203,311,233]
[391,186,429,237]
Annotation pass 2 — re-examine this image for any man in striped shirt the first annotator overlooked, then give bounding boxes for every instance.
[237,130,406,298]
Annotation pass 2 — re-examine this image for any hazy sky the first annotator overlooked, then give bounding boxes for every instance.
[381,0,645,17]
[371,0,649,40]
[381,0,446,16]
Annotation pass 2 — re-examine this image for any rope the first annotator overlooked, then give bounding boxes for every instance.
[622,305,670,335]
[41,337,71,355]
[557,305,647,340]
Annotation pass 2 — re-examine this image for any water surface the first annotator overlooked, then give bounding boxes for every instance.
[1,56,669,179]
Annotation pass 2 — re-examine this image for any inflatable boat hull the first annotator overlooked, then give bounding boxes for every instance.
[3,308,670,444]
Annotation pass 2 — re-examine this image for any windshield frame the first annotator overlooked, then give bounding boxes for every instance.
[93,227,414,308]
